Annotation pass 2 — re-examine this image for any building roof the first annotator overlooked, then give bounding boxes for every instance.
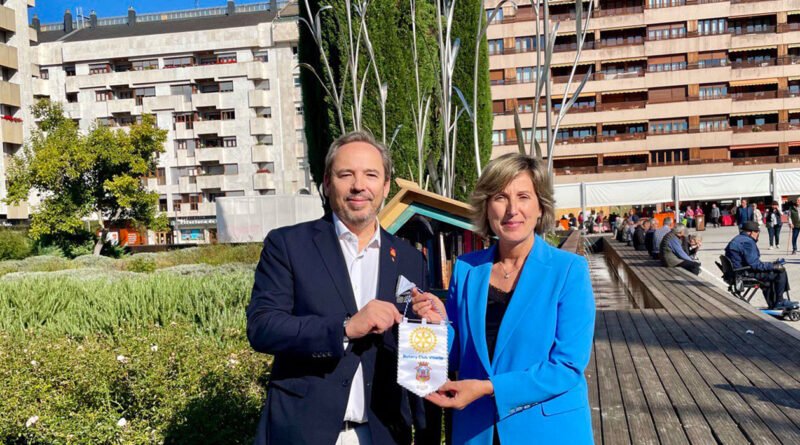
[36,2,299,45]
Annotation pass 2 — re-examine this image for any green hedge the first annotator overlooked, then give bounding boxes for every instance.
[0,230,33,260]
[0,262,268,443]
[0,326,268,445]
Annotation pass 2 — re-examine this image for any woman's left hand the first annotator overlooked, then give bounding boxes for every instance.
[425,379,494,410]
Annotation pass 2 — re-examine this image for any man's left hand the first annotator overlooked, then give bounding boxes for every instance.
[425,379,493,410]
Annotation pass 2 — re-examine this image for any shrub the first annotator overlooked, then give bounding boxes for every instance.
[0,326,269,445]
[126,257,157,274]
[0,230,33,260]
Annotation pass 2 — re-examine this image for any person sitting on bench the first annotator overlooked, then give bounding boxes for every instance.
[724,221,791,309]
[633,218,650,251]
[652,217,672,259]
[645,219,659,255]
[659,224,701,275]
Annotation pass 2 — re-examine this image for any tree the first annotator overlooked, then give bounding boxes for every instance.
[4,100,168,256]
[299,0,440,190]
[450,0,492,201]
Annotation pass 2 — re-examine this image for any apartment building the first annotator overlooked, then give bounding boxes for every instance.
[0,0,36,223]
[487,0,800,188]
[30,0,307,243]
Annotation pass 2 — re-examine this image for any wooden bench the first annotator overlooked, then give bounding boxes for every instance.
[586,237,800,445]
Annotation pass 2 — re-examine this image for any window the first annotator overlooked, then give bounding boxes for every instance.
[217,53,237,64]
[116,89,133,100]
[95,90,112,102]
[516,67,535,83]
[296,104,303,115]
[221,110,235,120]
[516,36,538,52]
[259,134,274,145]
[223,137,237,147]
[649,119,688,134]
[164,56,194,68]
[159,198,168,212]
[699,116,729,132]
[292,46,299,56]
[294,76,301,87]
[170,84,195,97]
[254,50,269,62]
[64,65,76,76]
[156,168,166,186]
[699,18,727,35]
[650,149,689,165]
[263,107,273,118]
[176,140,188,150]
[492,130,506,146]
[487,8,503,23]
[89,63,111,74]
[39,69,49,79]
[488,39,504,55]
[647,23,685,41]
[647,54,687,72]
[132,59,158,71]
[134,87,155,105]
[66,92,78,103]
[699,83,727,99]
[220,81,234,93]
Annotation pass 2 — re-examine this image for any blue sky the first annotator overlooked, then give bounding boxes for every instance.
[32,0,267,24]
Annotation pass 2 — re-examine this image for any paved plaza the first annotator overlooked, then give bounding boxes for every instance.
[690,223,800,331]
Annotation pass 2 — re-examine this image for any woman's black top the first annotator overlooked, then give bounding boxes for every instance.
[486,284,514,362]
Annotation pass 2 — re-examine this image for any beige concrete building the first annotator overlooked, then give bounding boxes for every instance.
[29,0,307,243]
[487,0,800,188]
[0,0,36,222]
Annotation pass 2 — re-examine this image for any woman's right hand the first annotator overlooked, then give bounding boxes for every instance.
[411,288,447,323]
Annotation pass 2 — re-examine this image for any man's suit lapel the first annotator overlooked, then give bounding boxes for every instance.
[492,235,553,370]
[312,217,359,315]
[376,230,399,306]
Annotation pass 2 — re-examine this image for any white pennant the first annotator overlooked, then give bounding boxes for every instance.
[397,319,448,397]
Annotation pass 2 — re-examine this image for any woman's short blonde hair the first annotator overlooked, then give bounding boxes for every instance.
[469,153,556,238]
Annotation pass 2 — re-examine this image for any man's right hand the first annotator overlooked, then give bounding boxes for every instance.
[345,300,403,340]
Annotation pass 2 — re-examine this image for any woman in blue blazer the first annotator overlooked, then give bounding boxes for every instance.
[413,153,596,444]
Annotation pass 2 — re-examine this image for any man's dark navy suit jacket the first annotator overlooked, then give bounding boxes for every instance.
[247,214,438,445]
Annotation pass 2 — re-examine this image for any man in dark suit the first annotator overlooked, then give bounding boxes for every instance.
[247,131,436,445]
[736,198,753,229]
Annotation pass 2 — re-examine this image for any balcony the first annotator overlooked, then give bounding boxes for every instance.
[0,81,20,108]
[176,148,199,167]
[5,202,29,220]
[143,95,191,113]
[178,175,198,194]
[106,98,137,114]
[250,117,271,135]
[174,122,195,140]
[731,123,778,133]
[252,144,275,163]
[0,44,18,70]
[194,120,237,136]
[1,119,23,144]
[195,147,235,164]
[29,27,37,44]
[249,90,271,108]
[173,202,216,218]
[253,172,276,190]
[732,155,779,165]
[196,174,226,190]
[596,132,646,143]
[0,6,14,33]
[596,100,646,111]
[554,165,599,176]
[593,6,644,17]
[599,163,648,173]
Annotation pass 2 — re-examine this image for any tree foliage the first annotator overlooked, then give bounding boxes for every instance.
[450,0,493,201]
[4,100,168,255]
[300,0,491,197]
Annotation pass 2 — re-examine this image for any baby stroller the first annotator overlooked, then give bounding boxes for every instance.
[716,255,800,321]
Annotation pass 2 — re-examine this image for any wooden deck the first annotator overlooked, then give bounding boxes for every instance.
[587,238,800,445]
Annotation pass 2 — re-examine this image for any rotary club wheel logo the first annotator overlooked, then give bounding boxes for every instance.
[409,326,437,353]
